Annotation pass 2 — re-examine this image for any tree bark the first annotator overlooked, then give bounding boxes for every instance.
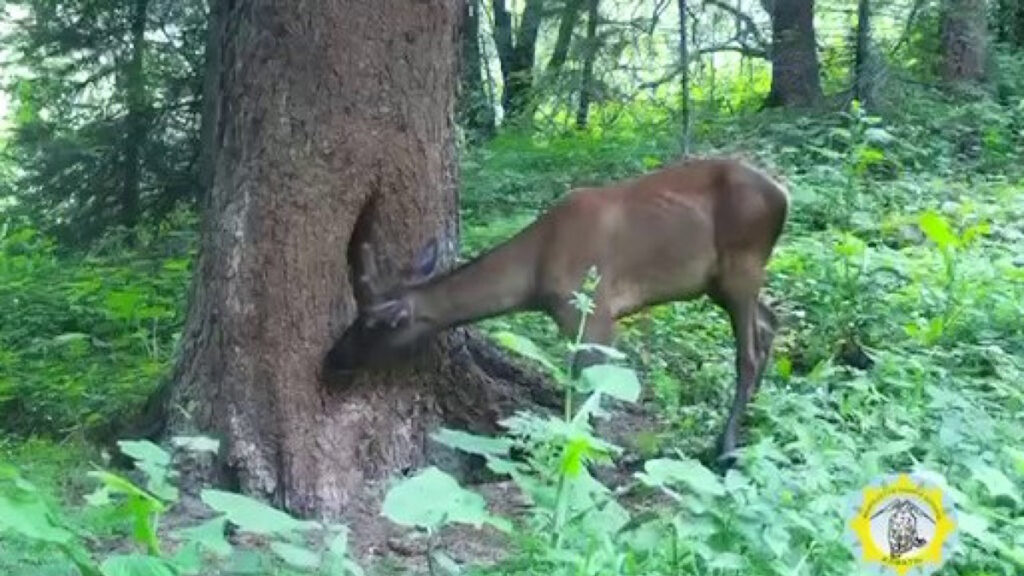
[459,0,496,139]
[121,0,150,235]
[854,0,877,108]
[166,0,551,518]
[575,0,599,128]
[492,0,546,124]
[678,0,691,153]
[941,0,988,82]
[547,0,585,73]
[764,0,824,108]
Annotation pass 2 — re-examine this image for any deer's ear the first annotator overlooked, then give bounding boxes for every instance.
[410,237,439,281]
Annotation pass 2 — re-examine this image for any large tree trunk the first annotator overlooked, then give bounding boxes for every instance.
[459,0,496,140]
[941,0,988,82]
[764,0,824,108]
[167,0,550,518]
[121,0,149,235]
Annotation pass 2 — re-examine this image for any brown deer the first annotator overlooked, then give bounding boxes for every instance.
[328,157,789,464]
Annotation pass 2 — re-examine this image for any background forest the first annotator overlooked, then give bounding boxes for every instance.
[1,0,1023,575]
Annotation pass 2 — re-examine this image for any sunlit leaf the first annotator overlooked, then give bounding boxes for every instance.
[176,516,231,557]
[430,428,511,457]
[580,364,640,403]
[971,463,1022,504]
[200,489,319,535]
[381,467,510,532]
[636,458,725,497]
[492,331,565,380]
[919,211,957,250]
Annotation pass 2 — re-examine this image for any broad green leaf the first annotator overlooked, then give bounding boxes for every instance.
[572,343,626,361]
[171,436,221,454]
[919,211,957,250]
[270,542,321,570]
[201,489,319,535]
[971,463,1022,504]
[636,458,725,497]
[431,428,511,457]
[170,542,203,576]
[0,492,75,543]
[100,555,176,576]
[87,471,163,509]
[176,516,231,557]
[560,436,591,477]
[865,127,895,145]
[116,441,171,468]
[85,486,112,506]
[492,331,564,380]
[580,364,641,403]
[381,467,509,532]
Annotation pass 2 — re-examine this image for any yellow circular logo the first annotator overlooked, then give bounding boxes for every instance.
[846,473,958,575]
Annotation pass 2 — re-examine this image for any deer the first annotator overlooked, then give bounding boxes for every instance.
[328,157,790,466]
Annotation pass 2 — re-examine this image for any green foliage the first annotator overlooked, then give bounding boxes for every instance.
[1,0,207,244]
[1,436,364,576]
[0,223,191,437]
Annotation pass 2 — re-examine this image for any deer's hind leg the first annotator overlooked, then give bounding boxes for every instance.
[710,255,770,467]
[754,298,778,391]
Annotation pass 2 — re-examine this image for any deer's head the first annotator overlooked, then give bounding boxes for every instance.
[327,239,440,371]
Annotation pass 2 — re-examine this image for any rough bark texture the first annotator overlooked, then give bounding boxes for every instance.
[458,0,495,139]
[941,0,988,82]
[167,0,553,519]
[764,0,824,108]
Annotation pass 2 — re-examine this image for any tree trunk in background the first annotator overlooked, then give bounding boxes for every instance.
[548,0,585,72]
[492,0,546,124]
[167,0,549,518]
[941,0,988,82]
[121,0,150,235]
[764,0,824,108]
[995,0,1024,47]
[854,0,877,108]
[459,0,495,139]
[575,0,600,128]
[678,0,691,153]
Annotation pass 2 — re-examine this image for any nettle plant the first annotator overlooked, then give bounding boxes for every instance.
[907,208,989,345]
[0,437,363,576]
[380,269,863,576]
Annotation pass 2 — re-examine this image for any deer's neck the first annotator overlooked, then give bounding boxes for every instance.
[411,230,542,330]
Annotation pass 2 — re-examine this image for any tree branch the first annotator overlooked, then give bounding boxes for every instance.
[702,0,770,49]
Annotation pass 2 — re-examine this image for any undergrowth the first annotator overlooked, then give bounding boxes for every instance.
[2,79,1024,575]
